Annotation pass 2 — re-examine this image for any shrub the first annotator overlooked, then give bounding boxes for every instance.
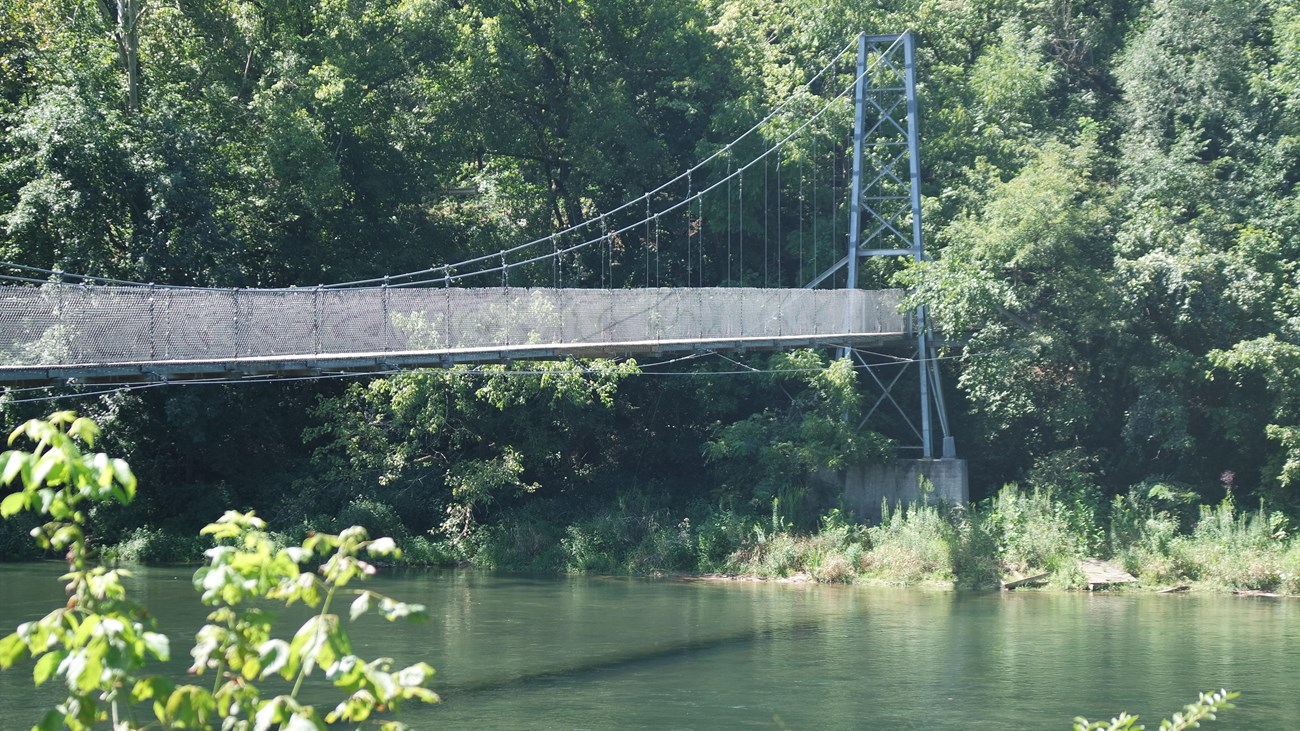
[1109,488,1186,583]
[1279,544,1300,595]
[398,534,457,566]
[695,509,751,572]
[863,501,955,583]
[562,519,619,573]
[469,500,569,570]
[338,496,410,540]
[984,485,1092,583]
[626,515,694,574]
[101,525,205,564]
[1169,499,1291,591]
[950,506,1002,589]
[755,532,802,577]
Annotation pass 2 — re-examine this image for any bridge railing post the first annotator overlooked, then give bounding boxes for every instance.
[313,284,322,355]
[382,276,391,353]
[231,288,240,359]
[148,283,156,361]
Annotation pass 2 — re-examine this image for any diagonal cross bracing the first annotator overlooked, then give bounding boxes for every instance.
[840,31,956,459]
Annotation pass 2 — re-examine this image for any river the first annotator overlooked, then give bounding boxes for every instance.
[1,564,1297,729]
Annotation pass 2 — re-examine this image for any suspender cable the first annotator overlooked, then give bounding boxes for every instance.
[738,168,744,285]
[699,186,705,283]
[646,194,652,288]
[798,145,804,284]
[600,215,607,289]
[685,172,692,287]
[812,133,818,281]
[776,148,782,286]
[654,213,661,287]
[726,147,733,284]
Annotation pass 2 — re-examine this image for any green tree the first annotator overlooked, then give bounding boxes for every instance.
[704,350,893,524]
[905,135,1116,471]
[305,360,640,548]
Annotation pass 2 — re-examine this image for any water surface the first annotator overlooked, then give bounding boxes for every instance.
[1,564,1296,729]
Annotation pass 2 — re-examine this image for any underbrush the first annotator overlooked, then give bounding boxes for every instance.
[97,520,457,568]
[100,526,207,564]
[861,502,952,583]
[475,486,1300,592]
[70,484,1300,593]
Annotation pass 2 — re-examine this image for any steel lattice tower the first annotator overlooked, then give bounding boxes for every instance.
[811,31,955,459]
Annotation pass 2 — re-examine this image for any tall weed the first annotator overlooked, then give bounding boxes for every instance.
[984,485,1093,585]
[1170,499,1291,590]
[862,500,955,583]
[950,506,1002,589]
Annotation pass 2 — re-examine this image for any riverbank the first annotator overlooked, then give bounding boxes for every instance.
[27,484,1295,597]
[465,485,1300,595]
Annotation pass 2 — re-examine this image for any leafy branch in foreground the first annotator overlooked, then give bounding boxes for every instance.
[1073,689,1238,731]
[0,412,438,730]
[0,412,159,730]
[187,511,437,729]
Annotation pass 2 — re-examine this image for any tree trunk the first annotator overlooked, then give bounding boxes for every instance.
[98,0,143,113]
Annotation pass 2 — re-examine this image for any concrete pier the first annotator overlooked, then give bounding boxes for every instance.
[838,459,969,522]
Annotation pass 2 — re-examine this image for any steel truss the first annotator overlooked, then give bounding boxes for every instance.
[809,31,955,459]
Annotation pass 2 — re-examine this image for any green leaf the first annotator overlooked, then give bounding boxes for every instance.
[67,417,98,447]
[0,451,26,486]
[254,696,290,731]
[32,650,63,686]
[285,712,324,731]
[142,631,170,662]
[35,708,62,731]
[91,452,111,487]
[366,537,397,556]
[349,592,371,621]
[50,524,81,550]
[6,422,28,447]
[111,458,136,498]
[377,597,426,622]
[131,675,176,702]
[164,685,216,727]
[28,451,59,490]
[200,521,242,540]
[0,491,25,518]
[0,632,28,668]
[395,661,435,689]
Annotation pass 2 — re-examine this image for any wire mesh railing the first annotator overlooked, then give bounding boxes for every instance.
[0,285,908,379]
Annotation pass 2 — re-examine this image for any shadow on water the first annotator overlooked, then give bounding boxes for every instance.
[437,613,829,698]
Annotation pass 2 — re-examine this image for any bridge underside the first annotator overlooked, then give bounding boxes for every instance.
[0,286,910,386]
[0,332,912,386]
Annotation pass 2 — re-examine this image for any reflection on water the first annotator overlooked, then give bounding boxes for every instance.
[2,565,1297,729]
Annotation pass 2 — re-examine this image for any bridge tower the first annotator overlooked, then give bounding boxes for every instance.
[809,31,955,461]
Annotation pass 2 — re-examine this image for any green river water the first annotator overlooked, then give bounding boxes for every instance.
[1,564,1297,729]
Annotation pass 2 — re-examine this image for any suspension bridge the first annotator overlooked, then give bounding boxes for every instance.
[0,32,955,459]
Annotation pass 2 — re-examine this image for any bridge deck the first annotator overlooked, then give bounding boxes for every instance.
[0,286,910,386]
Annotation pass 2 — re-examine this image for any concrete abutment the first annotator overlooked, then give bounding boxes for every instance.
[836,459,969,523]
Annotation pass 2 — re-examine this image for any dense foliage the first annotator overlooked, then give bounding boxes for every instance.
[2,0,1300,565]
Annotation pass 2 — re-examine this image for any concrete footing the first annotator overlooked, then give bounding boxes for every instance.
[838,459,969,523]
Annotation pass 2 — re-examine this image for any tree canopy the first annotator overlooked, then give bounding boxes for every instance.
[3,0,1300,540]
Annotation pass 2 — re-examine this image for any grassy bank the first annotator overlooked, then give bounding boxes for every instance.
[10,484,1299,595]
[450,485,1300,593]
